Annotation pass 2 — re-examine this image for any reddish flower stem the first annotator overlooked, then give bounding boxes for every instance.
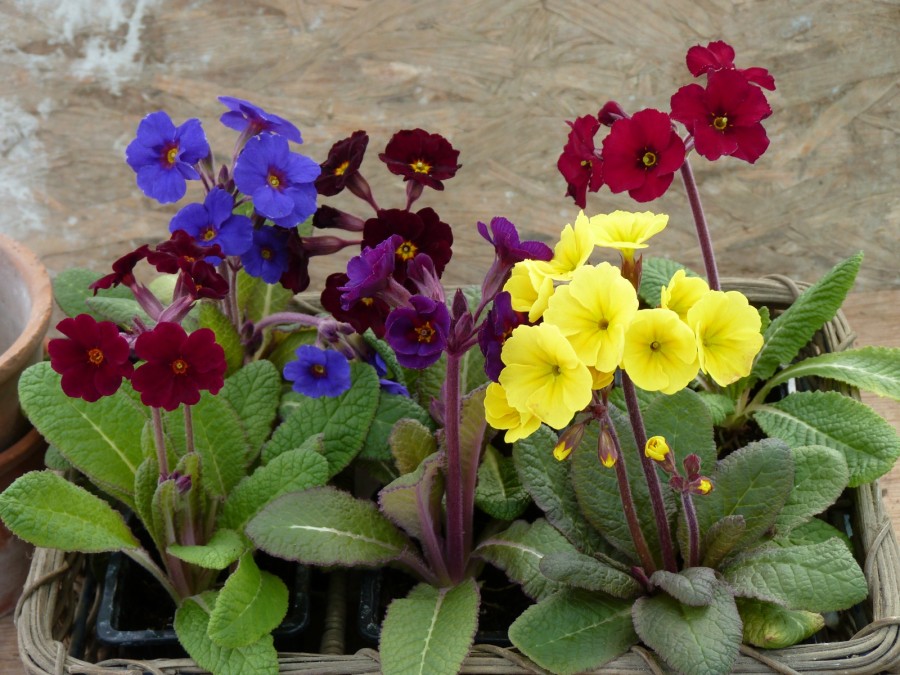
[681,491,701,568]
[679,156,720,291]
[151,407,169,480]
[443,351,467,583]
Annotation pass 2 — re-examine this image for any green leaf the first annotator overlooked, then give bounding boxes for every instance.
[650,567,717,607]
[0,471,139,551]
[236,269,294,324]
[765,346,900,401]
[362,330,408,389]
[723,539,868,612]
[697,392,737,426]
[220,447,329,531]
[509,589,637,675]
[219,360,281,460]
[174,592,278,675]
[168,529,246,570]
[774,445,849,535]
[772,517,852,550]
[380,579,479,675]
[378,452,444,542]
[198,303,244,377]
[633,579,742,675]
[538,551,641,599]
[53,268,133,319]
[475,445,530,520]
[266,330,316,373]
[19,362,146,508]
[402,353,446,409]
[359,392,435,462]
[246,486,411,567]
[644,387,716,471]
[701,515,747,568]
[451,386,488,511]
[755,390,900,486]
[84,295,153,327]
[638,257,699,308]
[208,554,288,648]
[737,597,824,649]
[473,519,576,601]
[133,455,165,554]
[389,418,437,475]
[751,253,863,383]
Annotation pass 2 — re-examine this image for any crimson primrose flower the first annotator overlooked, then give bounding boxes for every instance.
[321,272,390,338]
[557,114,604,208]
[148,230,224,274]
[315,130,369,196]
[131,323,226,411]
[48,314,133,402]
[600,108,686,202]
[180,259,229,300]
[384,295,450,369]
[218,96,304,143]
[378,128,461,190]
[362,208,453,282]
[169,187,253,259]
[686,41,776,91]
[670,69,772,163]
[89,244,151,293]
[125,111,210,204]
[283,345,352,398]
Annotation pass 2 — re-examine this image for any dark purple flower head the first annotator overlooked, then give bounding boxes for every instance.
[384,295,450,369]
[686,41,776,91]
[321,273,390,338]
[378,129,461,190]
[283,345,352,398]
[125,111,210,204]
[169,187,253,259]
[279,227,311,293]
[148,230,223,274]
[233,133,320,226]
[48,314,133,402]
[316,130,369,196]
[362,208,453,282]
[557,114,604,208]
[477,291,527,381]
[477,217,553,266]
[89,245,151,293]
[180,259,229,300]
[218,96,303,143]
[339,235,402,310]
[312,205,365,232]
[241,226,291,284]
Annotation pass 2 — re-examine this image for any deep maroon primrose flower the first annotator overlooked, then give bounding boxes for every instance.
[125,111,210,204]
[378,129,461,190]
[283,345,352,398]
[312,205,366,232]
[362,208,453,281]
[241,226,291,284]
[279,228,312,293]
[180,259,229,300]
[670,69,772,163]
[601,108,686,202]
[686,41,776,91]
[384,295,450,369]
[339,235,403,310]
[233,133,320,227]
[132,323,226,410]
[48,314,133,402]
[477,291,527,382]
[321,272,390,338]
[148,230,223,274]
[89,244,151,293]
[218,96,303,143]
[169,187,253,259]
[316,130,369,196]
[557,114,604,208]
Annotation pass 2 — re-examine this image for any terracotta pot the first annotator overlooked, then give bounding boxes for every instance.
[0,233,53,451]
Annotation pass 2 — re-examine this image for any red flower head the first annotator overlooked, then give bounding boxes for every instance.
[279,227,312,294]
[180,259,229,300]
[316,130,369,196]
[48,314,133,402]
[89,245,151,293]
[600,108,686,202]
[686,41,776,91]
[362,207,453,281]
[131,323,226,410]
[670,69,772,163]
[557,114,604,208]
[148,230,223,274]
[378,129,461,190]
[320,272,390,338]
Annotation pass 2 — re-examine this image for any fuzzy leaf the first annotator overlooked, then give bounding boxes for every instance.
[168,529,246,570]
[236,269,294,324]
[84,296,152,327]
[380,579,479,675]
[639,257,698,308]
[697,392,737,426]
[737,597,824,649]
[359,392,434,462]
[755,390,900,486]
[53,268,134,319]
[644,387,716,471]
[198,303,244,377]
[0,471,139,551]
[772,518,852,550]
[766,346,900,401]
[701,515,747,568]
[220,359,281,457]
[475,445,531,520]
[509,589,637,675]
[389,418,437,475]
[538,551,640,599]
[133,456,163,553]
[650,567,717,607]
[378,452,444,542]
[362,330,408,389]
[402,353,446,409]
[774,445,849,535]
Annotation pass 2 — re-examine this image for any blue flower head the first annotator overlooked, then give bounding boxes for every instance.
[125,111,210,204]
[241,226,290,284]
[169,187,253,261]
[233,133,320,227]
[218,96,303,144]
[284,345,352,398]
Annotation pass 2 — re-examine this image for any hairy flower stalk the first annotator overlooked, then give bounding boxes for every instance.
[151,407,170,480]
[443,350,468,583]
[679,155,720,291]
[681,490,702,568]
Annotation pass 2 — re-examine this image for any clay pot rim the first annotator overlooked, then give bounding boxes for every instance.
[0,233,53,376]
[0,426,46,471]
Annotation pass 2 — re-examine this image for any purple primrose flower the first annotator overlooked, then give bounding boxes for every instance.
[478,291,527,381]
[339,235,402,310]
[169,187,253,260]
[125,111,210,204]
[384,295,450,369]
[241,226,290,284]
[218,96,304,144]
[477,216,553,266]
[284,345,352,398]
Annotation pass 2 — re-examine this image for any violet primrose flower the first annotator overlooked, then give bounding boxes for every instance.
[125,111,210,204]
[169,187,253,259]
[241,226,290,284]
[477,217,553,266]
[218,96,303,143]
[478,291,527,381]
[233,133,321,226]
[339,235,403,310]
[384,295,450,369]
[284,345,352,398]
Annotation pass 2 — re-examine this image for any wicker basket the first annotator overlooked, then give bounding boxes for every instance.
[14,276,900,674]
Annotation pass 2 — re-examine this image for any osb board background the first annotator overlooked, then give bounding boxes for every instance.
[0,0,897,291]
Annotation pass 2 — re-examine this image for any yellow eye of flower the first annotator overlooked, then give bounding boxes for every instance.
[166,147,178,165]
[87,348,104,366]
[202,228,216,242]
[713,115,728,131]
[334,160,350,176]
[642,151,657,167]
[171,358,189,375]
[416,322,436,343]
[267,173,281,188]
[410,159,431,174]
[396,241,418,261]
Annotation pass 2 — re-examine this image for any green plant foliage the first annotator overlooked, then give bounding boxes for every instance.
[736,597,824,649]
[538,551,640,599]
[236,269,294,324]
[644,387,716,471]
[474,445,530,520]
[650,567,718,607]
[198,303,244,376]
[219,359,282,458]
[169,529,246,570]
[378,452,444,542]
[53,268,133,319]
[359,392,435,462]
[763,346,900,400]
[84,296,153,327]
[389,418,437,475]
[773,445,849,535]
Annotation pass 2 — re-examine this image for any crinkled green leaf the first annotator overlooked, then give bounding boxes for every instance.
[168,529,246,570]
[701,515,747,569]
[84,295,152,327]
[380,579,479,675]
[538,551,640,599]
[219,360,282,460]
[774,445,849,535]
[198,303,244,377]
[362,330,408,389]
[378,452,444,542]
[645,387,716,471]
[0,471,139,551]
[697,392,737,426]
[737,597,824,649]
[509,589,637,675]
[772,517,852,550]
[475,445,530,520]
[359,392,434,462]
[133,455,164,554]
[390,418,437,475]
[650,567,717,607]
[755,390,900,486]
[765,346,900,401]
[236,269,294,324]
[402,353,446,409]
[53,268,134,319]
[638,257,699,308]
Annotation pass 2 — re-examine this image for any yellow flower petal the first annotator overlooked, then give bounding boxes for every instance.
[660,269,709,322]
[622,308,699,394]
[591,210,668,259]
[688,290,763,386]
[484,382,542,443]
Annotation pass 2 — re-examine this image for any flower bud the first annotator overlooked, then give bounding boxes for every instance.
[598,427,618,468]
[689,476,714,495]
[645,436,670,462]
[683,453,702,479]
[553,423,585,461]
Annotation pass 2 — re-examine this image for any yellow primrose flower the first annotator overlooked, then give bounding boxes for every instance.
[687,290,764,386]
[504,259,555,322]
[660,269,709,323]
[588,367,615,390]
[499,323,593,430]
[591,210,669,261]
[621,308,699,394]
[484,382,542,443]
[541,211,595,281]
[645,436,671,462]
[542,262,639,373]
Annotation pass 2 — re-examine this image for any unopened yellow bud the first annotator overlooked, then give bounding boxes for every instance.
[697,478,713,494]
[645,436,670,462]
[553,439,573,462]
[598,428,618,468]
[553,424,585,462]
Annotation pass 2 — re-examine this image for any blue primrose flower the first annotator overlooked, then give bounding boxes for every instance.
[125,111,210,204]
[241,226,290,284]
[169,187,253,261]
[284,345,352,398]
[233,133,320,227]
[218,96,303,144]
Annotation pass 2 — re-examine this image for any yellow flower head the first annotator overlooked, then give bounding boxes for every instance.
[504,259,555,323]
[591,210,669,261]
[645,436,671,462]
[660,269,710,323]
[542,262,638,373]
[499,323,593,430]
[542,211,595,281]
[621,308,699,394]
[588,367,615,391]
[687,290,764,386]
[484,382,542,443]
